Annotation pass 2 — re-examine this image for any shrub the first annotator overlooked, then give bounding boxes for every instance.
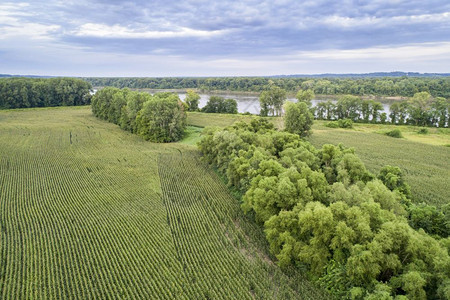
[385,129,403,138]
[326,121,339,128]
[338,119,353,128]
[417,128,429,134]
[325,119,353,129]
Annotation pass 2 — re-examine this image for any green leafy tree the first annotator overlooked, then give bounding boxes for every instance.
[91,87,121,120]
[371,102,384,123]
[284,101,314,137]
[0,77,91,109]
[202,96,237,114]
[430,97,449,127]
[185,89,200,111]
[336,153,373,185]
[196,117,450,299]
[119,91,151,133]
[259,86,286,116]
[408,92,432,126]
[296,89,315,107]
[378,165,411,198]
[136,93,186,142]
[223,98,238,114]
[335,95,362,121]
[408,203,449,237]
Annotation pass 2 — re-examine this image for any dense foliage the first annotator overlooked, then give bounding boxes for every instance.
[0,77,92,109]
[284,101,314,137]
[202,96,238,114]
[84,76,450,98]
[315,95,384,123]
[305,121,450,209]
[91,87,186,142]
[314,92,448,127]
[256,86,447,128]
[198,119,450,299]
[296,89,315,107]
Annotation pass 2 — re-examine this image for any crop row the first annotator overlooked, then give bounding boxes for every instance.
[0,107,328,299]
[158,151,328,299]
[0,124,183,298]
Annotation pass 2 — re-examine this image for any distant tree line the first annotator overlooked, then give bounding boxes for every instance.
[0,77,92,109]
[91,87,186,142]
[84,76,450,98]
[315,92,448,127]
[258,85,449,127]
[198,119,450,299]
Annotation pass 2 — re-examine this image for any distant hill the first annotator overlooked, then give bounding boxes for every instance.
[0,74,54,78]
[2,72,450,79]
[272,72,450,78]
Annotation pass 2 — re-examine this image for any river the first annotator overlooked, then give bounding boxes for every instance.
[177,92,391,115]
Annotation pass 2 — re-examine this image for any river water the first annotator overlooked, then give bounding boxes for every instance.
[177,92,390,115]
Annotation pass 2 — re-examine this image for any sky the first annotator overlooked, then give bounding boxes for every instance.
[1,0,450,76]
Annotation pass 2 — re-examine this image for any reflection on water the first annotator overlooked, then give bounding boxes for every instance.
[177,93,390,115]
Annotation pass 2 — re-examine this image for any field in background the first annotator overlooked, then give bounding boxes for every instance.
[331,122,450,146]
[186,112,256,128]
[187,112,285,129]
[0,107,326,299]
[187,113,449,208]
[309,124,449,207]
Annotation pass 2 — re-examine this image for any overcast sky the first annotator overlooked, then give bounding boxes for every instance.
[1,0,450,76]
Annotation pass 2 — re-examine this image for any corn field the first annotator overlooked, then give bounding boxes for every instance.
[0,107,327,299]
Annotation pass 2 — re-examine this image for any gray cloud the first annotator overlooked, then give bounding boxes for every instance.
[1,0,450,75]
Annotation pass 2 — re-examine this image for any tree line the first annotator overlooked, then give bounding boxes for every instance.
[259,86,449,127]
[84,76,450,98]
[91,87,186,142]
[315,92,449,127]
[0,77,92,109]
[183,89,239,114]
[198,119,450,299]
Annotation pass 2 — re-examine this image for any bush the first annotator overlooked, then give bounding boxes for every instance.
[418,128,429,134]
[326,121,339,128]
[326,119,353,129]
[385,129,403,138]
[338,119,353,128]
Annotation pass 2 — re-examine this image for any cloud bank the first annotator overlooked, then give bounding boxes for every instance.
[1,0,450,76]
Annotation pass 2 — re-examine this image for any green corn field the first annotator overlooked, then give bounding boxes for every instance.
[0,106,327,299]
